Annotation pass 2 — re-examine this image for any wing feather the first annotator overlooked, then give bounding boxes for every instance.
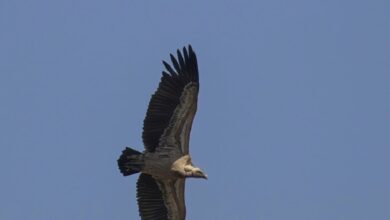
[157,179,186,220]
[137,174,168,220]
[170,54,181,74]
[142,45,199,153]
[136,174,186,220]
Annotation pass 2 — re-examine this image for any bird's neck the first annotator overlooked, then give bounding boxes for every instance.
[171,155,194,177]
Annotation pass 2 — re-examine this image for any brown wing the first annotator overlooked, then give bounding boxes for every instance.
[136,174,168,220]
[142,45,199,154]
[156,179,186,220]
[136,174,186,220]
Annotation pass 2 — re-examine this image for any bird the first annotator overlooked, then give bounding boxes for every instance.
[117,45,207,220]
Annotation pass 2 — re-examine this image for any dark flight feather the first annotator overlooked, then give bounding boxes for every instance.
[142,45,199,152]
[137,174,168,220]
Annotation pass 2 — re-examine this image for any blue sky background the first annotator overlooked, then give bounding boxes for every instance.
[1,0,389,219]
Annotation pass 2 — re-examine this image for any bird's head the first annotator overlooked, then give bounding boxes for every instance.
[189,167,208,180]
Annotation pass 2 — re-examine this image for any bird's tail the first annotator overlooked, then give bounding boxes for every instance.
[117,147,144,176]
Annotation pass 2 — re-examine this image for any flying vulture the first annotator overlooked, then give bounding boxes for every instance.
[118,45,207,220]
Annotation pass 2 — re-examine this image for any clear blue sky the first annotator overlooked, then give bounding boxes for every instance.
[1,0,389,219]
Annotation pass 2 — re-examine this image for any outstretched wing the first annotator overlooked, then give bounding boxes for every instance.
[136,174,168,220]
[142,45,199,154]
[137,174,186,220]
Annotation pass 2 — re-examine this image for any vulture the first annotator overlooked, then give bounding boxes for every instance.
[118,45,207,220]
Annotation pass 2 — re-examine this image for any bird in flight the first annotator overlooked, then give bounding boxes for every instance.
[118,45,207,220]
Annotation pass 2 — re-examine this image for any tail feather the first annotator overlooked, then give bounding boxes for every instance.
[117,147,144,176]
